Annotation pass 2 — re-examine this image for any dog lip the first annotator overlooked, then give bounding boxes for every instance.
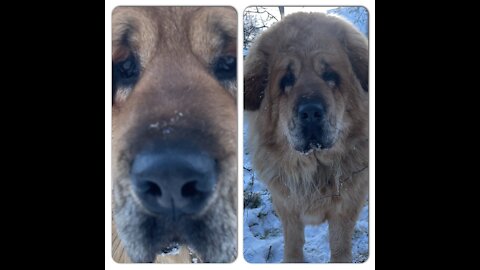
[300,148,314,155]
[310,141,322,150]
[160,243,181,255]
[295,139,333,155]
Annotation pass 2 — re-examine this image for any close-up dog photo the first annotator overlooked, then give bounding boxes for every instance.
[111,6,237,263]
[243,7,369,263]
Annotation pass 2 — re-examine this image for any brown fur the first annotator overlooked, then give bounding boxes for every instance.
[244,13,368,263]
[112,7,237,263]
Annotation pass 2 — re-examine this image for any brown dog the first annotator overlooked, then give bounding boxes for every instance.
[112,7,237,263]
[244,12,368,263]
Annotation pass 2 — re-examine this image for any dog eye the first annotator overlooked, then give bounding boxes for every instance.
[280,69,296,92]
[113,54,140,101]
[322,71,340,88]
[213,56,236,81]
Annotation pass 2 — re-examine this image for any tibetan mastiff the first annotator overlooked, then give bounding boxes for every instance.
[112,7,237,263]
[245,12,368,263]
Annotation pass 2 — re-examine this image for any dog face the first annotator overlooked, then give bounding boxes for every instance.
[112,7,237,263]
[245,13,368,156]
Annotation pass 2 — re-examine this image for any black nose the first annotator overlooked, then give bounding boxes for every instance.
[297,100,325,124]
[131,147,217,216]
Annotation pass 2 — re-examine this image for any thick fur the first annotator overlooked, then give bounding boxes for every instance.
[112,7,237,263]
[245,13,368,263]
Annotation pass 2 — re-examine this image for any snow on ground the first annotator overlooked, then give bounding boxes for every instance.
[243,116,369,263]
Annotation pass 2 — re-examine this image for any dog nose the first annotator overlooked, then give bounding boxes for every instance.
[298,100,325,124]
[131,147,217,215]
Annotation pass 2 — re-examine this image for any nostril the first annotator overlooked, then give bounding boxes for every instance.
[145,181,162,197]
[181,181,199,198]
[298,101,324,122]
[131,148,217,214]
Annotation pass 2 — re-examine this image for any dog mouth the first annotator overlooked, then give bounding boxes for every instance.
[299,140,322,155]
[159,243,201,262]
[160,242,182,254]
[296,138,334,155]
[150,224,203,262]
[290,117,336,155]
[151,227,188,251]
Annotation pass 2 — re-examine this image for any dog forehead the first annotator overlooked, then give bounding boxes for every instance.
[188,7,237,64]
[259,15,345,57]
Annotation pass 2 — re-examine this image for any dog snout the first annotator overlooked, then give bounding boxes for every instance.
[295,98,334,151]
[297,100,325,124]
[131,145,217,216]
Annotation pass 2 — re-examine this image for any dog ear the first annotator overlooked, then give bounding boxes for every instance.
[244,47,268,110]
[340,21,369,92]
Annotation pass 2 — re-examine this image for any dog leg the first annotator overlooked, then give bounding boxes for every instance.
[282,217,305,262]
[273,197,305,263]
[328,214,355,263]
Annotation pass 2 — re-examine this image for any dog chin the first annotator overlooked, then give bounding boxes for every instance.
[293,140,336,156]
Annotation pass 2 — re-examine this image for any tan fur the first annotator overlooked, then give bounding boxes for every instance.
[112,7,237,263]
[245,13,368,263]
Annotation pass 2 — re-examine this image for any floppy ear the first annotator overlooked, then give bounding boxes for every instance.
[244,47,268,110]
[341,23,369,92]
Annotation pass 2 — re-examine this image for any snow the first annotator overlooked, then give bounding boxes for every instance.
[243,116,369,263]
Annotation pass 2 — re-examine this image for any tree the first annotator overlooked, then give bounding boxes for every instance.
[243,7,279,50]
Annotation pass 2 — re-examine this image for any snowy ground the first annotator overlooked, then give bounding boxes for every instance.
[243,117,369,263]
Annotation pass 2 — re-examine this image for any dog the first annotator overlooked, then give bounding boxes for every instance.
[244,12,368,263]
[112,6,237,263]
